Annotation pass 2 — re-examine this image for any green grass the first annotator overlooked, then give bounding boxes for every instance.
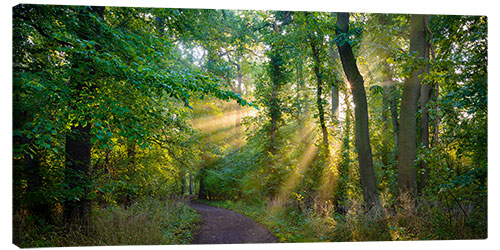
[13,198,200,247]
[201,195,486,243]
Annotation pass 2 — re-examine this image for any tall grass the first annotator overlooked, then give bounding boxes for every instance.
[205,192,486,243]
[13,198,199,247]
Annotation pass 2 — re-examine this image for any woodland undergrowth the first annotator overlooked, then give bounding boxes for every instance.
[13,198,199,248]
[205,191,486,242]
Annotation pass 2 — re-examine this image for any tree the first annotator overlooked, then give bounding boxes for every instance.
[418,17,433,191]
[267,11,290,153]
[335,12,380,209]
[305,12,330,148]
[397,14,427,197]
[63,5,105,225]
[13,4,251,224]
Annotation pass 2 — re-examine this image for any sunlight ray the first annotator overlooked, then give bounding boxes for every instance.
[315,137,343,210]
[269,125,318,212]
[192,107,257,133]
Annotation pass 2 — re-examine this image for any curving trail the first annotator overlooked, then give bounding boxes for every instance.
[190,201,278,244]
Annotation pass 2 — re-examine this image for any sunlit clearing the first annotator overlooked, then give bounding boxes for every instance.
[269,125,318,213]
[192,107,257,133]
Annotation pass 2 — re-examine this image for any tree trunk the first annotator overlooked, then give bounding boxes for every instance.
[296,54,308,125]
[419,82,431,192]
[64,123,92,224]
[268,20,284,153]
[397,14,427,197]
[64,6,105,225]
[419,47,431,193]
[189,173,193,195]
[310,38,329,147]
[328,46,340,122]
[335,12,380,209]
[269,60,280,153]
[332,84,339,121]
[198,170,208,200]
[180,170,186,196]
[433,82,440,146]
[419,17,434,192]
[389,86,400,149]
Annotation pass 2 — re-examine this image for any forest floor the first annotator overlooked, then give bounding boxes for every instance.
[189,200,278,244]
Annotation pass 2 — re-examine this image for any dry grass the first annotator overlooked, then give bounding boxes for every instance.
[13,198,200,247]
[207,192,486,243]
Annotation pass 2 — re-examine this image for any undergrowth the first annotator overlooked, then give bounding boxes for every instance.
[13,198,199,247]
[203,193,486,243]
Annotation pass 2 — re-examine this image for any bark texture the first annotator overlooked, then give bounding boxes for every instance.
[335,12,380,208]
[397,14,427,197]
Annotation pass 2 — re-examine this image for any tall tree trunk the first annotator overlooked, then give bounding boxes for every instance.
[198,169,208,200]
[64,6,105,225]
[377,14,399,151]
[268,20,284,153]
[332,84,339,121]
[189,172,193,195]
[419,83,431,192]
[328,46,340,123]
[382,86,389,128]
[309,38,329,147]
[388,85,400,147]
[397,14,427,197]
[382,63,400,161]
[433,82,440,146]
[296,54,308,125]
[180,170,186,196]
[64,123,92,224]
[269,59,280,153]
[419,17,435,192]
[419,53,431,193]
[335,12,380,209]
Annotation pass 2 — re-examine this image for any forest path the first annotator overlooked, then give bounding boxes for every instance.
[189,200,278,244]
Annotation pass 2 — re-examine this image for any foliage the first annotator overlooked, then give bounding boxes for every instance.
[196,10,486,242]
[13,5,487,246]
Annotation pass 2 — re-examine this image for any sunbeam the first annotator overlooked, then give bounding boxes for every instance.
[269,123,318,212]
[192,107,258,133]
[315,137,343,212]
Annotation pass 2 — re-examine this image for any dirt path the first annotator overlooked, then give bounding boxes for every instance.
[189,201,278,244]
